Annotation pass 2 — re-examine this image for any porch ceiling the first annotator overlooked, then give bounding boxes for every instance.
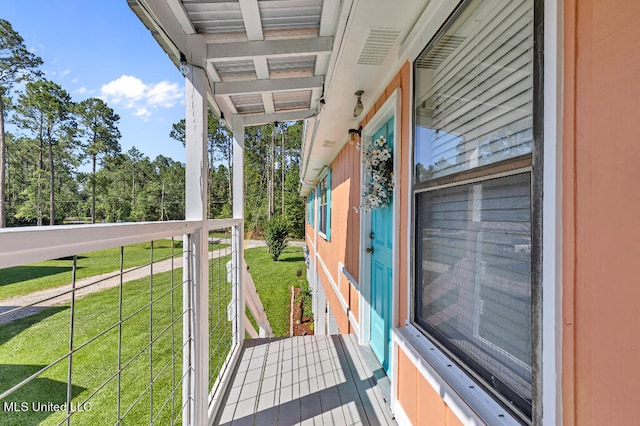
[128,0,336,123]
[128,0,431,190]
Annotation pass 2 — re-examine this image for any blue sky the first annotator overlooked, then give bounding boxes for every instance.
[2,1,186,165]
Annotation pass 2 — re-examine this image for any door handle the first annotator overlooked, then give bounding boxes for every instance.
[366,247,374,254]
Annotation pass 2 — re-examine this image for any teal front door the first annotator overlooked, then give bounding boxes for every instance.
[369,117,394,376]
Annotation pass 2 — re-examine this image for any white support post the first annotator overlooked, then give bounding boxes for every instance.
[231,115,245,346]
[183,63,209,426]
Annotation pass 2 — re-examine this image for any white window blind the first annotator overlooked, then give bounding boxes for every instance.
[414,0,533,183]
[412,0,536,419]
[415,173,532,401]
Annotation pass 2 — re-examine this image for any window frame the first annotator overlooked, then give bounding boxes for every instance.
[318,169,331,241]
[408,0,544,422]
[307,190,315,227]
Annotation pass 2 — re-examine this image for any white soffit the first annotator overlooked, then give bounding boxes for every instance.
[129,0,339,126]
[301,0,431,184]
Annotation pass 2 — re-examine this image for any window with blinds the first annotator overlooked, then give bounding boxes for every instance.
[414,0,533,184]
[412,0,536,420]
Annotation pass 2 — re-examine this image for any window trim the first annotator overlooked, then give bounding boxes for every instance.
[307,190,315,227]
[407,0,546,422]
[395,325,523,425]
[318,169,331,241]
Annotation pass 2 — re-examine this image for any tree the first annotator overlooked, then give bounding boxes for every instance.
[170,109,233,214]
[263,217,289,261]
[75,97,121,223]
[0,19,43,227]
[15,80,75,225]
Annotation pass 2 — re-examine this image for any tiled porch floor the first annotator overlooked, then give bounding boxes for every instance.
[215,334,397,425]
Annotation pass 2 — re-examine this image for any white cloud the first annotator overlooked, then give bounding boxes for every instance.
[100,75,183,120]
[146,81,182,108]
[101,75,147,103]
[134,107,151,121]
[74,86,88,95]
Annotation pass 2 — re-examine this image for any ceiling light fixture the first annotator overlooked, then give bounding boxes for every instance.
[219,112,227,127]
[353,90,364,117]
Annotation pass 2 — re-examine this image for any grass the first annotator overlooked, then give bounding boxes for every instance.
[0,245,306,424]
[244,246,307,337]
[0,257,235,426]
[0,268,187,425]
[0,240,228,301]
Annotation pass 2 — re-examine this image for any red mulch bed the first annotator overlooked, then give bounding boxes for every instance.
[292,287,314,336]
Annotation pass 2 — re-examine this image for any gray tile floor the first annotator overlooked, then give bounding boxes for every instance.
[215,334,397,425]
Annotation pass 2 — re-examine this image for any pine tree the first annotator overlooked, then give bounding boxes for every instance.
[0,19,42,227]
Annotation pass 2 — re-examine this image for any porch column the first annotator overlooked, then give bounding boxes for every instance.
[231,115,245,343]
[183,63,209,426]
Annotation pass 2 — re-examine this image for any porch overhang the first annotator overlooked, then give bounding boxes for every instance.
[127,0,431,195]
[127,0,338,125]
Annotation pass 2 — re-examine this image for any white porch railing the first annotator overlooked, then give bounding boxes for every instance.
[0,219,263,425]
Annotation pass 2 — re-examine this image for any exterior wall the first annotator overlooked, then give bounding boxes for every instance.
[359,64,412,326]
[354,62,467,425]
[312,143,361,334]
[397,350,463,426]
[563,1,640,424]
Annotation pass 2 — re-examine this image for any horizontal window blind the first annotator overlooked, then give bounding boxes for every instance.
[414,173,532,404]
[414,0,533,183]
[412,0,536,418]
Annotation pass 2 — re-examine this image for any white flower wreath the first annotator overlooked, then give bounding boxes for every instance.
[362,135,393,212]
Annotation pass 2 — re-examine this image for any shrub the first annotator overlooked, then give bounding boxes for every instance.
[263,217,289,261]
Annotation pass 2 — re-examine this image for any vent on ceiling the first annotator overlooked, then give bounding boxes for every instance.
[357,27,402,66]
[416,35,466,70]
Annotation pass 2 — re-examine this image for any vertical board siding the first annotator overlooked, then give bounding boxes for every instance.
[564,1,640,424]
[398,347,466,425]
[317,142,361,330]
[359,62,411,327]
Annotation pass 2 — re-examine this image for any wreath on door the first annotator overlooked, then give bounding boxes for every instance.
[362,134,393,212]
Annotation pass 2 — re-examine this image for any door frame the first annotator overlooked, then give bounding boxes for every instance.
[358,88,402,369]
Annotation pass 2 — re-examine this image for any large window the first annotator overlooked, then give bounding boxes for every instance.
[412,0,537,420]
[318,170,331,240]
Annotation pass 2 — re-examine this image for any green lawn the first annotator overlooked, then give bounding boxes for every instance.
[0,268,187,425]
[0,246,306,424]
[244,246,307,337]
[0,240,228,301]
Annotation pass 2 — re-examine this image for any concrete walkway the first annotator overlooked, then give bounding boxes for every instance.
[0,239,304,325]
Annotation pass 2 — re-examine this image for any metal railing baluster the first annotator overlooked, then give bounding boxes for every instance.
[65,255,77,426]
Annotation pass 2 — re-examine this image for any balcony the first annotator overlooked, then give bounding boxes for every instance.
[0,221,394,425]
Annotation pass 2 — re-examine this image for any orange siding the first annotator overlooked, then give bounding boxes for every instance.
[359,62,412,326]
[317,268,350,334]
[313,63,411,333]
[316,143,360,331]
[563,1,640,424]
[398,347,462,425]
[397,349,417,424]
[305,223,314,247]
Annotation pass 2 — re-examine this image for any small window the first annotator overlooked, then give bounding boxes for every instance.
[307,190,315,226]
[318,170,331,240]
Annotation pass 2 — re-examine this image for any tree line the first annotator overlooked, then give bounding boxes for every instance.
[0,18,305,237]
